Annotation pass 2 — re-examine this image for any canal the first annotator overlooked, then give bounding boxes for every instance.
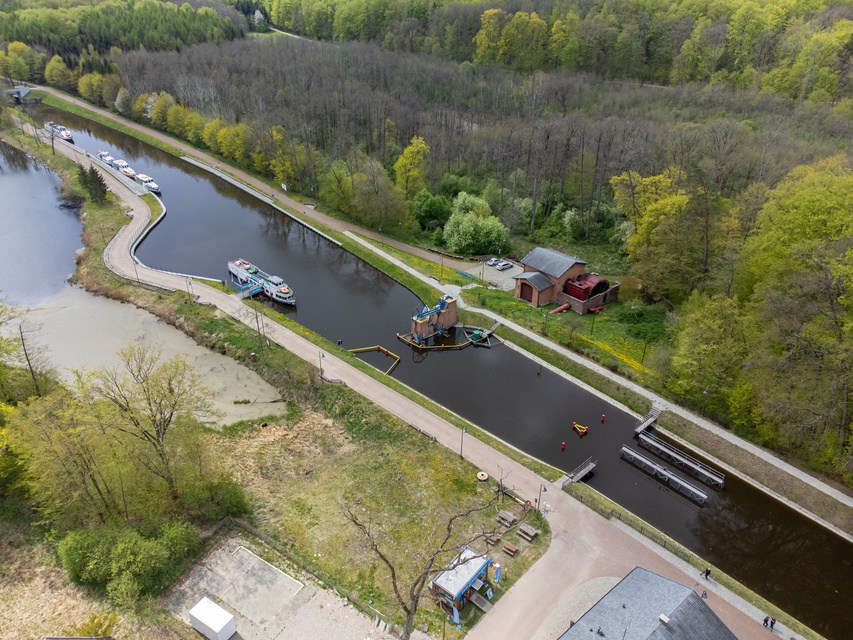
[9,109,853,639]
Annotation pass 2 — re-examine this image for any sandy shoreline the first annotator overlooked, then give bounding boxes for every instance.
[15,285,283,426]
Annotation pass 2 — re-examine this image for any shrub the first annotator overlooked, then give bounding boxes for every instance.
[106,572,141,610]
[159,520,200,558]
[179,480,249,521]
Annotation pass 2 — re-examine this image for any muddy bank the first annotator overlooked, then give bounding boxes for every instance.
[17,286,283,425]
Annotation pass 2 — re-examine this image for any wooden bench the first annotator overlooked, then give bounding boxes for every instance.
[503,542,519,556]
[518,524,539,542]
[486,534,500,546]
[497,510,518,527]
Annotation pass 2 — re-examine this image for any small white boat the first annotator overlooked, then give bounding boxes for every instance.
[96,151,114,165]
[113,159,135,178]
[44,121,73,142]
[135,173,160,194]
[227,259,295,305]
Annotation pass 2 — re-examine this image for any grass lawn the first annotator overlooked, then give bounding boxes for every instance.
[210,402,549,637]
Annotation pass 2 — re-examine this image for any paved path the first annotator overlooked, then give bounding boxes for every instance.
[19,130,790,640]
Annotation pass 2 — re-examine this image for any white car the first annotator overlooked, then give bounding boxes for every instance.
[495,260,513,271]
[486,258,501,266]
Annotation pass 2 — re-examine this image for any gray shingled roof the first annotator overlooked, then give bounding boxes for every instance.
[557,567,739,640]
[521,247,585,278]
[513,271,555,292]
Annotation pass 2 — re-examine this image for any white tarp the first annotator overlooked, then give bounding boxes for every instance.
[189,596,236,640]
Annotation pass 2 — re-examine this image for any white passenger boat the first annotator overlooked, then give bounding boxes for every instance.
[135,173,161,194]
[227,259,295,305]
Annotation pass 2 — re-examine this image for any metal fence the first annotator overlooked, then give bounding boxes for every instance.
[564,485,694,563]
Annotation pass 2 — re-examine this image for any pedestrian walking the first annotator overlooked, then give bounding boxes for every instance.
[703,567,711,580]
[763,616,769,627]
[770,618,775,630]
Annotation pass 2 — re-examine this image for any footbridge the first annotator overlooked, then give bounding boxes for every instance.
[633,407,662,435]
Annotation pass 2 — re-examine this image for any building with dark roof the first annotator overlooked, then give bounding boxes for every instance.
[513,247,619,313]
[558,567,739,640]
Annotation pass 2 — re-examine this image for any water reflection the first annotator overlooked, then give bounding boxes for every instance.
[0,139,82,306]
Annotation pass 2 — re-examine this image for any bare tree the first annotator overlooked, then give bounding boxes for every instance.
[343,487,526,639]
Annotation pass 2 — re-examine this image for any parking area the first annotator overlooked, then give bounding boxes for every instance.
[464,261,522,291]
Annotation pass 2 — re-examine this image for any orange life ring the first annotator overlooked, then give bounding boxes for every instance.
[523,500,532,511]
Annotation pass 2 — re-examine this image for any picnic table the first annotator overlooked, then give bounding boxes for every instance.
[518,523,539,541]
[503,542,519,556]
[497,510,518,527]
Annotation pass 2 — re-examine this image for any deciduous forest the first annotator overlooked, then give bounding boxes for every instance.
[1,0,852,577]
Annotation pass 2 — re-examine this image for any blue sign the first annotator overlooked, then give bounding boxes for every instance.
[452,606,460,624]
[495,565,502,582]
[486,588,493,599]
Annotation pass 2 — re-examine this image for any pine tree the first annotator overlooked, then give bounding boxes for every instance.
[77,163,90,190]
[87,166,108,203]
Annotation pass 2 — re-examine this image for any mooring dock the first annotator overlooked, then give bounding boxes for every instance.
[562,456,597,485]
[633,407,662,434]
[638,431,725,488]
[620,445,708,504]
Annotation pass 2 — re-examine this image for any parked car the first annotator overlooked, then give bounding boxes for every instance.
[495,260,513,271]
[486,257,501,266]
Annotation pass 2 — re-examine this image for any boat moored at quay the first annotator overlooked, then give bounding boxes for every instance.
[227,259,295,305]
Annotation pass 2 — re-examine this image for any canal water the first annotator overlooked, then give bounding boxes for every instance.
[0,139,82,306]
[14,108,853,639]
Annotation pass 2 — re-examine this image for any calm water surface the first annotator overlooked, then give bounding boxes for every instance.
[23,109,853,639]
[0,139,82,306]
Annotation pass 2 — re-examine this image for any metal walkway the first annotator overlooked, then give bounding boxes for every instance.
[620,446,708,504]
[633,407,662,434]
[232,284,263,300]
[562,456,597,486]
[638,431,725,489]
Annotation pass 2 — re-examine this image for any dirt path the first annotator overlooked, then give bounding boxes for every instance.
[27,128,778,640]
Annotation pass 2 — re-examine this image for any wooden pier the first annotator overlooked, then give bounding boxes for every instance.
[638,431,725,488]
[620,445,708,504]
[633,407,662,434]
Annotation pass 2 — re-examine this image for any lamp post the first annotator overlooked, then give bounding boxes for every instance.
[536,484,548,516]
[319,351,325,377]
[99,225,106,245]
[459,427,467,458]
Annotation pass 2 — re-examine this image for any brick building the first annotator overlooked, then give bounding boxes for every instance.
[513,247,619,313]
